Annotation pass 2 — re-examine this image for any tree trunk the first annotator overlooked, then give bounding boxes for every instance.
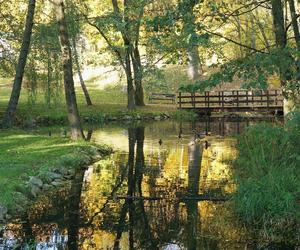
[124,1,136,110]
[187,45,201,81]
[182,0,201,81]
[71,38,93,106]
[288,0,300,50]
[67,169,85,250]
[46,49,52,108]
[2,0,36,128]
[271,0,287,49]
[53,0,84,140]
[132,46,145,106]
[125,49,136,110]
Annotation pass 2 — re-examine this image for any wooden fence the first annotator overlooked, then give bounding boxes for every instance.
[178,89,284,113]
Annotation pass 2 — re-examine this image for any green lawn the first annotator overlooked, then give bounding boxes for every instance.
[0,130,109,211]
[0,75,178,123]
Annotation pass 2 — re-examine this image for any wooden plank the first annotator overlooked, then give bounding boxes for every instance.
[177,89,283,114]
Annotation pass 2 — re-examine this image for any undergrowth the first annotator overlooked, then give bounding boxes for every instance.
[232,112,300,244]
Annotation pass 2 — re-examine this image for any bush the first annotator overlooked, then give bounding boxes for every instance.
[232,114,300,243]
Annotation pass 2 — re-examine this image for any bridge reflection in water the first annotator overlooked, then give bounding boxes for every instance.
[1,118,285,249]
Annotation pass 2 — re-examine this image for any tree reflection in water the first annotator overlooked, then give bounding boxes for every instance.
[2,119,286,249]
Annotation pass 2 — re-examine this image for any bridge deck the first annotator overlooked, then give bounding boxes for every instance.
[178,89,283,114]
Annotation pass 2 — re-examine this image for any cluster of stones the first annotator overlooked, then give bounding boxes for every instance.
[105,113,170,122]
[0,168,76,223]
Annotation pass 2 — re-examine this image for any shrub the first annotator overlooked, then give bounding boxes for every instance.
[232,115,300,243]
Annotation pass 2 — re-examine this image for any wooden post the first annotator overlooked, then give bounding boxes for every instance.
[207,91,210,108]
[275,90,278,106]
[179,92,182,109]
[261,90,263,106]
[237,90,239,107]
[246,91,249,106]
[192,92,195,109]
[222,91,224,112]
[266,90,269,110]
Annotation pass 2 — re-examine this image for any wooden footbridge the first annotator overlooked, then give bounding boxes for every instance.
[178,89,284,114]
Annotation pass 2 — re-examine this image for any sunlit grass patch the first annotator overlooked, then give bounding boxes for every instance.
[0,130,109,211]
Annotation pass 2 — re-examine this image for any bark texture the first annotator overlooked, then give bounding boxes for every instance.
[72,38,93,106]
[2,0,36,127]
[54,0,84,140]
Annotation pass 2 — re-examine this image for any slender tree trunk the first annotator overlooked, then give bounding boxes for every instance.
[112,0,136,110]
[71,38,93,106]
[132,46,145,106]
[125,49,136,110]
[124,1,136,110]
[288,0,300,50]
[46,49,52,108]
[253,10,271,52]
[2,0,36,128]
[53,0,84,140]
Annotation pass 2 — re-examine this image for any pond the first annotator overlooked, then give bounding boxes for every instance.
[0,117,287,249]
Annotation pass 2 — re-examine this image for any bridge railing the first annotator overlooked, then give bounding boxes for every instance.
[178,89,283,110]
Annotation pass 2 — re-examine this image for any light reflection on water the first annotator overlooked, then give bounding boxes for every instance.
[0,118,283,249]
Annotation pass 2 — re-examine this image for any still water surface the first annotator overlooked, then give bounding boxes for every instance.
[1,118,281,249]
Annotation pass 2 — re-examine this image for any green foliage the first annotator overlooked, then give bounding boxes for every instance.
[179,47,300,93]
[232,114,300,242]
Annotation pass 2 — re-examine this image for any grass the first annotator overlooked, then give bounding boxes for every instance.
[0,74,180,125]
[232,112,300,244]
[0,129,111,211]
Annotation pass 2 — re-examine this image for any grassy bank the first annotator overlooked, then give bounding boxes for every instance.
[232,113,300,244]
[0,130,111,213]
[0,78,198,126]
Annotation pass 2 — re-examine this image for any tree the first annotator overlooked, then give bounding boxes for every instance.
[66,1,93,106]
[82,0,147,109]
[53,0,84,140]
[180,0,201,81]
[72,37,93,106]
[2,0,36,128]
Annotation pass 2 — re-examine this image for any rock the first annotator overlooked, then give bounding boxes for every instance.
[51,181,64,187]
[58,167,69,176]
[123,115,132,120]
[29,176,43,188]
[68,169,75,176]
[154,116,162,121]
[42,184,52,191]
[48,172,63,181]
[5,214,12,220]
[31,185,41,198]
[63,175,73,180]
[0,205,8,222]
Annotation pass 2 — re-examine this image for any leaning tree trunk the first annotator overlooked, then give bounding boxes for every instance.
[2,0,36,128]
[53,0,84,140]
[288,0,300,50]
[132,46,145,106]
[71,38,93,106]
[125,48,135,110]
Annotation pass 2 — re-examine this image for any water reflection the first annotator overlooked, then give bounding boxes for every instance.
[1,119,287,249]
